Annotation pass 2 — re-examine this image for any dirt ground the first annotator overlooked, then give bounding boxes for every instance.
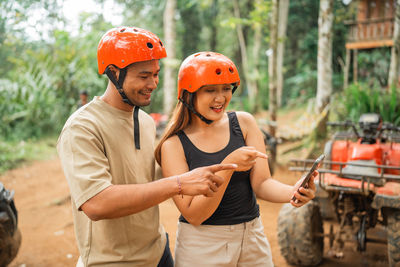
[0,154,390,267]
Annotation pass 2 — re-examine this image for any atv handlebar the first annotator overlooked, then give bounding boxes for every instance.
[381,123,400,132]
[327,120,400,142]
[327,121,400,132]
[327,121,360,138]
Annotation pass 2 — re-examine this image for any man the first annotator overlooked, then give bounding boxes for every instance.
[57,27,236,267]
[77,90,89,108]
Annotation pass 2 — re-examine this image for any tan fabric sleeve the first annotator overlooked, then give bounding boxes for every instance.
[58,123,112,210]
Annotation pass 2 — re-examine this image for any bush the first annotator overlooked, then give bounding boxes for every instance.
[0,137,56,174]
[332,83,400,125]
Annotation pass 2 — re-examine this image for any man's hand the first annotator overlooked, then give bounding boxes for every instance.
[290,171,317,207]
[223,146,268,171]
[178,163,237,197]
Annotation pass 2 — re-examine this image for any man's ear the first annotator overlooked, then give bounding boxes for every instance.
[107,65,120,80]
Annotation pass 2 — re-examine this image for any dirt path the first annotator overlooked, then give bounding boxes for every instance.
[0,155,389,267]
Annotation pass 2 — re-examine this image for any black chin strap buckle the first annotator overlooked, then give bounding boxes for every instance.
[105,66,134,106]
[179,97,213,125]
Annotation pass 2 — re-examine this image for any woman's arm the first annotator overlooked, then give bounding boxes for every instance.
[161,135,266,225]
[237,111,316,206]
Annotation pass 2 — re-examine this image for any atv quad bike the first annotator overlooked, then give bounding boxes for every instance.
[260,128,279,175]
[277,113,400,266]
[0,182,21,266]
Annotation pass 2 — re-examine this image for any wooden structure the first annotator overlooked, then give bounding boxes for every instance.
[344,0,395,87]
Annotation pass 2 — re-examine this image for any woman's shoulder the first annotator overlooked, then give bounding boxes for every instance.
[162,133,182,151]
[234,111,257,126]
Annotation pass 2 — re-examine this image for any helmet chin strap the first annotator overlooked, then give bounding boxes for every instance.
[178,84,237,125]
[105,66,132,105]
[179,93,213,125]
[105,66,141,150]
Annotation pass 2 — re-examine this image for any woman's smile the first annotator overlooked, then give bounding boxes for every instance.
[210,105,224,113]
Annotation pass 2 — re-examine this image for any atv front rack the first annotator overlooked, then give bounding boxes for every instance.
[290,159,400,181]
[290,159,400,194]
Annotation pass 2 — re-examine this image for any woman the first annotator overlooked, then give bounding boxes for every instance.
[155,52,316,267]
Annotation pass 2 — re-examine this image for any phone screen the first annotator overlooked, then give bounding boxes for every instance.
[291,154,325,202]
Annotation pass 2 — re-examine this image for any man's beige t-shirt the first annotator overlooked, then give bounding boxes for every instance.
[57,96,166,266]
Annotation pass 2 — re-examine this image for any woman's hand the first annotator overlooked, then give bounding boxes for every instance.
[223,146,268,172]
[290,171,318,207]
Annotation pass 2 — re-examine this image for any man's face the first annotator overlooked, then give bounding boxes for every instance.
[122,60,160,107]
[80,94,88,103]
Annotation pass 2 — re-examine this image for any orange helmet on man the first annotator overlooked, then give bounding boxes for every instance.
[97,27,166,149]
[97,26,166,106]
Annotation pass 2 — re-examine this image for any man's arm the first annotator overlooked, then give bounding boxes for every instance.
[58,122,236,221]
[80,164,236,221]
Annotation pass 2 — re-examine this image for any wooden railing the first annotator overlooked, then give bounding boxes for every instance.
[345,17,394,43]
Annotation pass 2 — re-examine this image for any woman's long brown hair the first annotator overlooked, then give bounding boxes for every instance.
[154,91,192,165]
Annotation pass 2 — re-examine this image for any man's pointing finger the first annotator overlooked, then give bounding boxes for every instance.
[208,163,238,173]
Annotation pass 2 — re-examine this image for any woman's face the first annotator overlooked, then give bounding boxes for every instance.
[194,84,233,121]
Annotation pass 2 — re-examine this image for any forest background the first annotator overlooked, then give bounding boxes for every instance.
[0,0,399,173]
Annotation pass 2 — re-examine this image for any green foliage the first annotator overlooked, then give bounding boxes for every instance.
[177,0,203,58]
[283,0,353,106]
[0,0,397,173]
[284,66,317,106]
[0,137,56,174]
[357,48,391,88]
[333,83,400,126]
[1,16,109,141]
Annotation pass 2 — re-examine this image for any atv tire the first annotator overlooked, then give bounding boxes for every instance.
[0,225,21,267]
[277,201,324,266]
[387,209,400,267]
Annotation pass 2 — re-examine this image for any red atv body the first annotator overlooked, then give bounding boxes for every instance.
[277,113,400,266]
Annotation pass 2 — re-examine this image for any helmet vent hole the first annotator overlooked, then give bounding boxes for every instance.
[133,28,138,32]
[229,67,234,73]
[206,54,211,57]
[147,42,153,49]
[216,68,221,75]
[120,28,126,32]
[159,41,163,47]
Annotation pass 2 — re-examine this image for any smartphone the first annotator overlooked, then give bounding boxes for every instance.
[291,154,325,203]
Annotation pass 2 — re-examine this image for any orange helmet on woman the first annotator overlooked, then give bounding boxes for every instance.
[97,26,166,74]
[177,52,240,99]
[177,52,240,124]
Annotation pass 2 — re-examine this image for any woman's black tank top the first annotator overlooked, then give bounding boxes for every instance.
[177,112,259,225]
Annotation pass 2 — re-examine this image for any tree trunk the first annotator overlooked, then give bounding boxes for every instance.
[316,0,333,113]
[233,0,258,112]
[268,0,278,139]
[163,0,177,116]
[252,0,262,112]
[210,0,219,51]
[343,48,350,89]
[389,0,400,88]
[353,49,358,83]
[316,0,334,140]
[277,0,289,108]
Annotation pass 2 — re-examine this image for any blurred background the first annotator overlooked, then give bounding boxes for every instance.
[1,1,400,266]
[1,0,399,170]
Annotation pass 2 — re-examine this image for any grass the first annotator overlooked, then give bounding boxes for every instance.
[0,136,58,174]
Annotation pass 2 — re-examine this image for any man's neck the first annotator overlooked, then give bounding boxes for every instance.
[101,85,134,112]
